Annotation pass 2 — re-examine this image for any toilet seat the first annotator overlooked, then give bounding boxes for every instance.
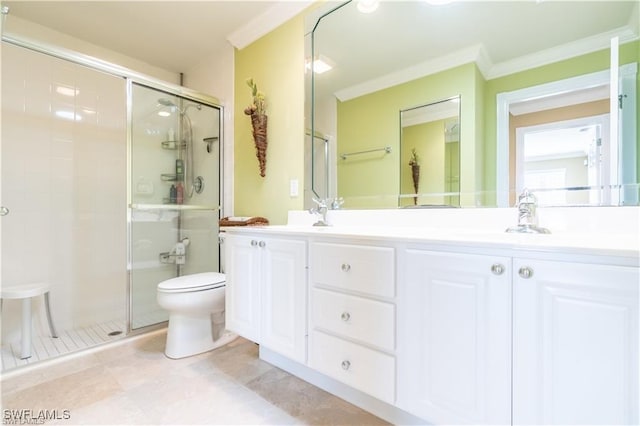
[158,272,225,293]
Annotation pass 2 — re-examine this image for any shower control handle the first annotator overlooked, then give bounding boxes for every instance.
[0,206,8,216]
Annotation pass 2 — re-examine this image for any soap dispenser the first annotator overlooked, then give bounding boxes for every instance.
[169,184,177,204]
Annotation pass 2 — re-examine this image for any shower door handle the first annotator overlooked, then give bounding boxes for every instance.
[0,206,8,216]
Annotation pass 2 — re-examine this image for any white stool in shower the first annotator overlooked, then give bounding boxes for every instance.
[1,283,58,359]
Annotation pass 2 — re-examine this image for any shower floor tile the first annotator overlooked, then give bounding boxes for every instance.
[1,320,126,372]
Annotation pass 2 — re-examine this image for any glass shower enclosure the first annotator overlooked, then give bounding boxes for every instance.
[1,37,223,370]
[129,83,222,330]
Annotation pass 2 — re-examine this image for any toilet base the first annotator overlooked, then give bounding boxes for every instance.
[164,313,238,359]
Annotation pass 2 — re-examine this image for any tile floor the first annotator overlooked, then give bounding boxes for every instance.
[1,329,389,425]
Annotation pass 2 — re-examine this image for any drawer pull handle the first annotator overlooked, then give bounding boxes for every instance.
[491,264,505,275]
[258,241,266,248]
[341,263,351,272]
[341,360,351,371]
[341,312,351,322]
[250,240,258,247]
[518,266,534,279]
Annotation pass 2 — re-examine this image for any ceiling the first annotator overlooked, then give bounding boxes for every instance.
[310,1,639,100]
[2,1,304,73]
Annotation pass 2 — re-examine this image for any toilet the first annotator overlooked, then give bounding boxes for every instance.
[157,272,237,359]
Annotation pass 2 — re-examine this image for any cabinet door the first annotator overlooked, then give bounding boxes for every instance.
[513,259,639,425]
[261,238,307,363]
[224,235,261,343]
[397,249,511,425]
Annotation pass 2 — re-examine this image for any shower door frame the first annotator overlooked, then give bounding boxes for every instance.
[2,33,225,337]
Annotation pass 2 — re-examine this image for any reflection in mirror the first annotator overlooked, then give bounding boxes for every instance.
[305,129,329,201]
[306,0,639,209]
[400,97,460,208]
[517,115,609,206]
[497,63,638,207]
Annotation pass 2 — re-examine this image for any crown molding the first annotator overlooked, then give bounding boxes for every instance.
[335,44,486,102]
[227,1,314,50]
[487,26,639,80]
[334,24,639,102]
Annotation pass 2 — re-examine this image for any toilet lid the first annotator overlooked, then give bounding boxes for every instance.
[157,272,226,292]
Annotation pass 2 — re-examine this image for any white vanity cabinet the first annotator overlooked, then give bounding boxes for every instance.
[397,249,512,425]
[224,233,307,363]
[224,224,639,426]
[512,258,639,425]
[308,241,396,404]
[398,248,639,425]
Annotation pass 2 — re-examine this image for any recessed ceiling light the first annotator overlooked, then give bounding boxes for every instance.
[424,0,455,5]
[158,110,171,117]
[357,0,379,13]
[305,55,334,74]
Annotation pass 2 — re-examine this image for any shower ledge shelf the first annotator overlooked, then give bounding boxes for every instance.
[130,203,219,211]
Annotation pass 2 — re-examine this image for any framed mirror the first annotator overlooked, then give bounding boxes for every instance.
[400,96,460,208]
[305,0,639,209]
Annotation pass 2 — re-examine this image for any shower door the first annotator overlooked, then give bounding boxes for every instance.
[129,83,222,330]
[1,42,128,369]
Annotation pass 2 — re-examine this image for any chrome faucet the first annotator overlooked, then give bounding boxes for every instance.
[506,189,551,234]
[309,198,329,226]
[309,197,344,226]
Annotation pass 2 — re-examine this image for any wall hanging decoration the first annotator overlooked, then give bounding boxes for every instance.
[244,78,268,177]
[409,148,420,205]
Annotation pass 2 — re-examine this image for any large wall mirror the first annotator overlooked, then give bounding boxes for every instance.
[304,0,639,209]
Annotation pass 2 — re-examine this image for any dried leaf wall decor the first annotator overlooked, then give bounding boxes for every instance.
[244,78,268,177]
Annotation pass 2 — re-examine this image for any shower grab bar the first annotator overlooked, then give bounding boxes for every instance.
[340,146,392,160]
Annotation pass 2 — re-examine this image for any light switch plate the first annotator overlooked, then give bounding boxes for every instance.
[290,179,299,197]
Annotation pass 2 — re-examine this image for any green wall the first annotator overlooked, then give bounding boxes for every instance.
[234,15,305,225]
[337,63,480,208]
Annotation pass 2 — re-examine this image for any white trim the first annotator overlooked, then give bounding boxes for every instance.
[335,44,485,102]
[610,37,620,206]
[227,1,314,50]
[333,26,638,103]
[487,26,637,80]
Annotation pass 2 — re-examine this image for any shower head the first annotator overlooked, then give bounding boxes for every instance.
[158,98,202,113]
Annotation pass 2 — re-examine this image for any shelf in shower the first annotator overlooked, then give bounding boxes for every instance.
[161,141,186,150]
[130,203,220,211]
[160,173,183,182]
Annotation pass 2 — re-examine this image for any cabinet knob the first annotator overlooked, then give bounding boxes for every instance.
[518,266,534,279]
[491,263,505,275]
[341,360,351,371]
[259,241,266,248]
[251,240,258,247]
[341,263,351,272]
[341,312,351,322]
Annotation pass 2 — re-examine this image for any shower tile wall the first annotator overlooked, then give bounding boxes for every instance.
[1,43,127,345]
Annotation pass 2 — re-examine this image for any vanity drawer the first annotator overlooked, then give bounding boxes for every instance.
[311,242,395,298]
[311,287,395,351]
[309,330,395,404]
